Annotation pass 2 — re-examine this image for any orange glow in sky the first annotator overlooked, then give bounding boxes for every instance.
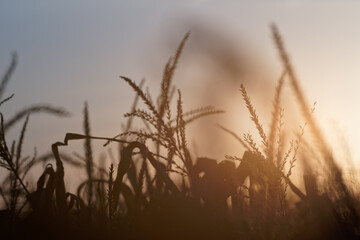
[1,0,360,181]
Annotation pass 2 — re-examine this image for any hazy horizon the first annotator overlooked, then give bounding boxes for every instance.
[2,0,360,177]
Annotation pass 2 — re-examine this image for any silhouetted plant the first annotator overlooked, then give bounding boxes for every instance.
[0,26,359,240]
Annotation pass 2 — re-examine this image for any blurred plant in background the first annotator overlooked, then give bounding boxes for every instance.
[0,26,359,240]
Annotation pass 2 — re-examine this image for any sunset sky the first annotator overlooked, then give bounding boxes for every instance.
[1,0,360,178]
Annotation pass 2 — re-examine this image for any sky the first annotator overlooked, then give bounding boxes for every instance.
[1,0,360,187]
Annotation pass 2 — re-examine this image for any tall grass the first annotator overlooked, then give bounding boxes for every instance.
[0,26,359,240]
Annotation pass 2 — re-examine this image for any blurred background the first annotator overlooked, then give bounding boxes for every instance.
[1,0,360,190]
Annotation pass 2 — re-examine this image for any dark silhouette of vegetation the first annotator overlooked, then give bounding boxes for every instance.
[0,26,360,240]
